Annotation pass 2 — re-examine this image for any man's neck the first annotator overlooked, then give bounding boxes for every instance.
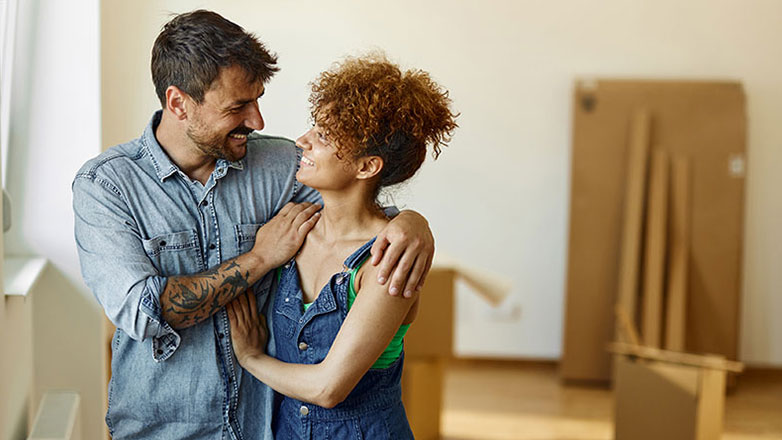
[155,110,216,184]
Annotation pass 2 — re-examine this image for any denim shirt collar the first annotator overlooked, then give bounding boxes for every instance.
[142,110,245,183]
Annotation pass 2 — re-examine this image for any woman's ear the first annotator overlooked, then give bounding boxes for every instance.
[356,156,384,181]
[165,86,189,120]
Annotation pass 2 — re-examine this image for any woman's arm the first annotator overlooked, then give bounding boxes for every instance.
[227,263,416,408]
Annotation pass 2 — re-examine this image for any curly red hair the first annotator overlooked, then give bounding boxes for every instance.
[309,54,458,188]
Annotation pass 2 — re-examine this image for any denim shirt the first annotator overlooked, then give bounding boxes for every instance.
[73,111,320,439]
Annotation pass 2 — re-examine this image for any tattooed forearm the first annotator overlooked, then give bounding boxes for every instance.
[160,255,268,330]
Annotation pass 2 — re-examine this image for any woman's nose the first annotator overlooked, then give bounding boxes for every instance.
[295,130,313,150]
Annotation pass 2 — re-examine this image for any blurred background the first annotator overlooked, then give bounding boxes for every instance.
[1,1,780,439]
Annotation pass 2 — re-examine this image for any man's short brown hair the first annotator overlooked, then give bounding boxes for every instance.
[151,10,278,107]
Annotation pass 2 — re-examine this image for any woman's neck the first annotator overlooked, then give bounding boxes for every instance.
[314,189,387,244]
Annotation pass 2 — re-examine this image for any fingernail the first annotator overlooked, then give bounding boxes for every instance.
[404,290,413,297]
[378,276,386,284]
[390,286,398,295]
[416,285,423,292]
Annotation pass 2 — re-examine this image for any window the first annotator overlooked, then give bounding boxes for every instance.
[0,0,19,186]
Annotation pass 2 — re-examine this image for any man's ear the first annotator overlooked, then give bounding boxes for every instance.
[165,86,189,120]
[356,156,384,181]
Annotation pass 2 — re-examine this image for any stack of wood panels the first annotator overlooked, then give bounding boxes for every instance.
[561,80,746,383]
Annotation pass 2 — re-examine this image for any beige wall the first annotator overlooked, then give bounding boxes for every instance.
[100,0,782,366]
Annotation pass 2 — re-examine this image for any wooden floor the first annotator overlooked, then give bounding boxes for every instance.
[440,361,782,440]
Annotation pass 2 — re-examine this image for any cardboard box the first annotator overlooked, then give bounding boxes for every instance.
[404,268,456,358]
[405,258,511,359]
[614,355,726,440]
[401,357,444,440]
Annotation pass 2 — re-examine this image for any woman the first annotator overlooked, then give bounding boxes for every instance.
[227,54,457,439]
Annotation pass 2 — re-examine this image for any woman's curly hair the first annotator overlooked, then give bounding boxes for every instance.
[309,54,458,188]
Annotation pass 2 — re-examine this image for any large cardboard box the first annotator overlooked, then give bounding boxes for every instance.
[401,263,509,438]
[614,355,726,440]
[404,268,455,358]
[401,358,444,440]
[562,80,746,382]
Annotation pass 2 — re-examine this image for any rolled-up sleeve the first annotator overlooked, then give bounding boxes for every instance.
[73,173,180,361]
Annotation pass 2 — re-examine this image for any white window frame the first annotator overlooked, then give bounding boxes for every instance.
[0,0,19,187]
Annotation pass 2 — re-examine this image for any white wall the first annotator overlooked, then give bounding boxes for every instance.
[103,0,782,366]
[3,0,105,439]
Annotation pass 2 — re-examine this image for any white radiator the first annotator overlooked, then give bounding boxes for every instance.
[27,392,81,440]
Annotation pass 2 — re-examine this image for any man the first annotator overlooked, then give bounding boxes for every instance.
[73,10,434,439]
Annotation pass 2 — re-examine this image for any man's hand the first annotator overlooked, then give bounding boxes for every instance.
[160,202,320,330]
[252,202,321,267]
[370,210,435,298]
[227,292,268,366]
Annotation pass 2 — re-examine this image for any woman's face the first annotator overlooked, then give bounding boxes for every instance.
[295,122,358,191]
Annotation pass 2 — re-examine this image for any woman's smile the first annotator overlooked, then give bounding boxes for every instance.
[301,156,315,166]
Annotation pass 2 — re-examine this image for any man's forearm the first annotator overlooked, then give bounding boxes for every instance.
[161,252,272,329]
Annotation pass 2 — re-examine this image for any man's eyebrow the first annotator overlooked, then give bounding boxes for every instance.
[229,90,265,107]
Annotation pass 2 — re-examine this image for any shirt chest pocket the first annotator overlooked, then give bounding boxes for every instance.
[141,230,204,275]
[234,223,263,255]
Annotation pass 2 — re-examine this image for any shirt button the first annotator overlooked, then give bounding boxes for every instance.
[202,200,209,206]
[156,349,163,355]
[159,241,167,247]
[298,342,308,351]
[209,244,216,250]
[300,405,309,416]
[218,333,224,339]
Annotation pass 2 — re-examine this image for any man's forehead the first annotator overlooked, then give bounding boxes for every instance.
[207,66,265,104]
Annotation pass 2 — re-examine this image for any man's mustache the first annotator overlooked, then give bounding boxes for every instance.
[230,126,254,136]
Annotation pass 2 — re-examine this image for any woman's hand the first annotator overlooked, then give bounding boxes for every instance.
[226,292,268,366]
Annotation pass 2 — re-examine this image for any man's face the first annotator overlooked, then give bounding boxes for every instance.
[185,65,266,162]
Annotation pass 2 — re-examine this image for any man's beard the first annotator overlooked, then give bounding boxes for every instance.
[186,118,252,162]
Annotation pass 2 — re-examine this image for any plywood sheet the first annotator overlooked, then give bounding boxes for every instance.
[562,80,745,382]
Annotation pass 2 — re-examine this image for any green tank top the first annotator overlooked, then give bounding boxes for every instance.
[298,257,410,369]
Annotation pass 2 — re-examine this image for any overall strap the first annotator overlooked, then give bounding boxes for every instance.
[342,237,377,270]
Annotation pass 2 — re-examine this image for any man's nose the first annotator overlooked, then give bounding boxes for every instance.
[245,101,264,131]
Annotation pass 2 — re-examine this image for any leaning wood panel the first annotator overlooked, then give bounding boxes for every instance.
[562,80,745,383]
[642,150,669,348]
[615,109,651,343]
[562,82,634,382]
[665,157,691,351]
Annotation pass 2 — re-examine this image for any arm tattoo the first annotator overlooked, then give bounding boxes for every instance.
[162,258,254,329]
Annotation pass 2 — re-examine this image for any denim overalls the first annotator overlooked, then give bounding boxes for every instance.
[272,238,414,439]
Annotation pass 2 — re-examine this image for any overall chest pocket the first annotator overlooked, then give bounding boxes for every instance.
[234,223,263,255]
[142,230,204,275]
